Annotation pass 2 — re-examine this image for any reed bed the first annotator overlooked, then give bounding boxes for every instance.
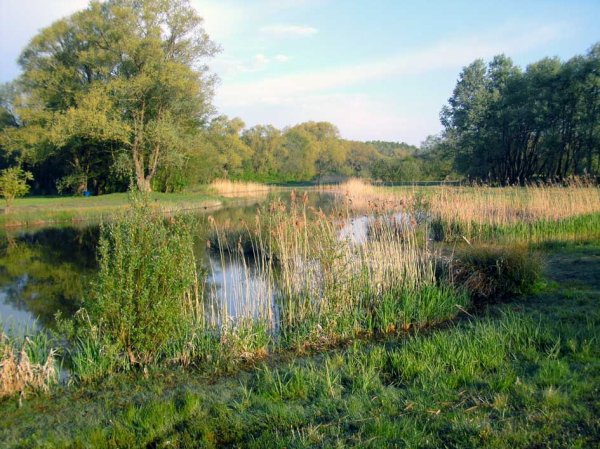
[7,185,553,391]
[56,190,471,382]
[209,179,271,197]
[0,328,57,399]
[333,179,600,243]
[206,192,466,354]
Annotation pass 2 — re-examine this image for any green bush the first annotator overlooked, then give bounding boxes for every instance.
[451,245,541,303]
[81,198,199,368]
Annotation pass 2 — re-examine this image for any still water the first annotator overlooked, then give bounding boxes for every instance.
[0,192,349,335]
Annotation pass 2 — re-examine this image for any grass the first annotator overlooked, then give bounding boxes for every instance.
[0,242,597,448]
[0,183,598,446]
[333,179,600,243]
[0,190,225,228]
[0,325,58,400]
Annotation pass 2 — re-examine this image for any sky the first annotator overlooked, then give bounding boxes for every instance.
[1,1,599,145]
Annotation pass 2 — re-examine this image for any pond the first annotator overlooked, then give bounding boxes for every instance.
[0,191,351,335]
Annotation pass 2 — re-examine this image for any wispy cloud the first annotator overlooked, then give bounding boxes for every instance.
[213,53,290,75]
[260,24,318,37]
[274,54,290,63]
[218,24,565,106]
[225,92,437,144]
[215,22,567,143]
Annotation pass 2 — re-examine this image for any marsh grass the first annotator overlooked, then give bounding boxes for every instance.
[12,184,557,394]
[209,179,271,197]
[334,179,600,243]
[0,325,57,399]
[2,242,597,448]
[204,192,469,357]
[59,189,476,381]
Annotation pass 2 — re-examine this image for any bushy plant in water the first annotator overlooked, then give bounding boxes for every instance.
[71,194,200,375]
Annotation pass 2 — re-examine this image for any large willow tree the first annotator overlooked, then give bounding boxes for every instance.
[4,0,217,192]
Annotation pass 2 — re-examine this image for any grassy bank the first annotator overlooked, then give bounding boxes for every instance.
[0,242,597,448]
[0,191,227,228]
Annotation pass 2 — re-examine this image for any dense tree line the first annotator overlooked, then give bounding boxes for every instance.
[441,45,600,183]
[0,0,597,194]
[0,0,449,194]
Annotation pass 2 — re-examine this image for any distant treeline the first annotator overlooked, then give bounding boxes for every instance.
[441,44,600,183]
[0,0,597,194]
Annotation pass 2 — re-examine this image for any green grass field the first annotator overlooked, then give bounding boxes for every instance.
[0,191,225,228]
[1,242,598,448]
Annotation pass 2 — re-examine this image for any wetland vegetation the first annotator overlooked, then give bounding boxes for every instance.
[1,180,599,447]
[0,0,599,447]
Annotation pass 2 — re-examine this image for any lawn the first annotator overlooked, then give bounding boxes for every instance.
[0,191,225,228]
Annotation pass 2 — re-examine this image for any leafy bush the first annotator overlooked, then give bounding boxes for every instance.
[79,197,200,368]
[0,167,33,213]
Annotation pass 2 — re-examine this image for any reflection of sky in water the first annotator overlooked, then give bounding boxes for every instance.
[0,275,40,335]
[338,212,413,244]
[206,253,276,325]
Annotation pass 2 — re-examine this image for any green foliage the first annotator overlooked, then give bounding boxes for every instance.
[76,197,199,370]
[365,140,418,157]
[4,0,218,193]
[3,240,599,448]
[442,44,600,182]
[0,167,33,212]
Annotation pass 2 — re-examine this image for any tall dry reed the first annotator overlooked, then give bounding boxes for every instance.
[209,179,271,197]
[0,332,57,400]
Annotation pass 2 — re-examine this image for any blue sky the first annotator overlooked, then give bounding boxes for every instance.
[1,0,599,145]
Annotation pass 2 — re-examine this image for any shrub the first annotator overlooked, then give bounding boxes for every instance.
[0,167,33,213]
[451,245,541,303]
[80,198,200,368]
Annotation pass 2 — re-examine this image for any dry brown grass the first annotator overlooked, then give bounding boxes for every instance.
[209,179,271,197]
[0,334,57,400]
[331,178,412,213]
[332,179,599,225]
[429,185,600,226]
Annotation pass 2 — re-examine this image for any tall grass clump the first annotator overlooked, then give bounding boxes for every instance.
[449,244,541,303]
[0,325,57,400]
[64,196,202,380]
[252,193,469,350]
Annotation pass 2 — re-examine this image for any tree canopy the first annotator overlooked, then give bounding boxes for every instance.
[2,0,218,193]
[441,45,600,183]
[0,0,596,193]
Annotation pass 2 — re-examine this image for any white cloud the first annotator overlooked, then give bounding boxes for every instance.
[260,24,318,37]
[192,0,247,42]
[212,53,291,75]
[218,92,438,144]
[214,23,566,143]
[218,24,564,106]
[254,53,270,65]
[274,54,290,63]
